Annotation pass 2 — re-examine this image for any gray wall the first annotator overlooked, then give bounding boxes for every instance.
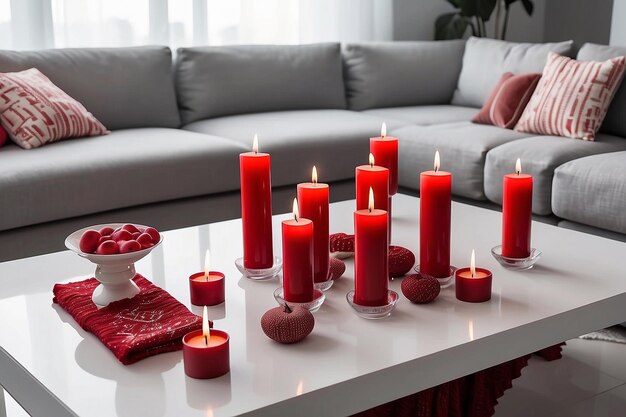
[543,0,613,46]
[611,0,626,46]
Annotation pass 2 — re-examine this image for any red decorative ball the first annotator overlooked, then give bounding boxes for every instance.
[261,304,314,344]
[330,233,354,253]
[328,257,346,281]
[389,246,415,278]
[401,274,440,304]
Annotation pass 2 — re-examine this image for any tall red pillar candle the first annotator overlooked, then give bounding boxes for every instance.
[420,151,452,278]
[297,166,330,284]
[282,199,314,303]
[370,122,398,196]
[239,135,274,269]
[356,153,389,213]
[354,188,389,306]
[502,158,533,258]
[183,307,230,379]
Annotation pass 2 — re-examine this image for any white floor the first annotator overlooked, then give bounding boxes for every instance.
[3,338,625,417]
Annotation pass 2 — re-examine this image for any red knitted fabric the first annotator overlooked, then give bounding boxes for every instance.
[353,345,564,417]
[53,275,207,365]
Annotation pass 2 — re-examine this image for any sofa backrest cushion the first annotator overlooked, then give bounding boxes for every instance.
[175,43,346,124]
[0,46,180,130]
[577,43,626,138]
[342,40,466,110]
[452,37,574,108]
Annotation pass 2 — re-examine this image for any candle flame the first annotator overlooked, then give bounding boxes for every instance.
[368,187,375,212]
[381,122,387,138]
[312,166,318,184]
[469,320,474,341]
[515,158,522,175]
[203,249,210,280]
[369,152,375,167]
[470,249,476,278]
[293,198,299,221]
[252,134,259,154]
[434,150,440,172]
[202,305,210,344]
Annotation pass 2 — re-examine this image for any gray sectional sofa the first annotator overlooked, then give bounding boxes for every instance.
[0,38,625,262]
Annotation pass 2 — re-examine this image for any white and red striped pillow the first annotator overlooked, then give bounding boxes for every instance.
[515,52,626,141]
[0,68,108,149]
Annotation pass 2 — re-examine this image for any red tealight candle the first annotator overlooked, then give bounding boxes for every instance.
[356,153,389,212]
[297,166,330,284]
[282,199,314,303]
[189,250,225,306]
[240,135,274,269]
[456,250,492,303]
[183,306,230,379]
[502,158,533,258]
[370,122,398,196]
[420,151,452,278]
[354,188,389,306]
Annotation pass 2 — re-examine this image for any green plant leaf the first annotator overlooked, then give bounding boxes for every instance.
[521,0,534,15]
[435,12,469,40]
[460,0,498,21]
[446,0,462,8]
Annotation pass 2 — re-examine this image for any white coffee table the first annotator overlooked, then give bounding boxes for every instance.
[1,194,625,417]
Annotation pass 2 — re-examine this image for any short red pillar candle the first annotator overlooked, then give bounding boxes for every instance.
[502,158,533,258]
[183,307,230,379]
[420,151,452,278]
[240,135,274,269]
[455,250,492,303]
[356,153,389,212]
[189,250,225,306]
[297,166,330,284]
[354,188,389,306]
[282,199,314,303]
[370,122,399,196]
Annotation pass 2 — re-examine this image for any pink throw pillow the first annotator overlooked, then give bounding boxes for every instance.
[472,72,514,125]
[0,68,108,149]
[490,73,542,128]
[515,52,626,141]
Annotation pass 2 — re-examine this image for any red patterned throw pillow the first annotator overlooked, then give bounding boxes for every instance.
[0,68,108,149]
[515,53,626,141]
[0,124,7,147]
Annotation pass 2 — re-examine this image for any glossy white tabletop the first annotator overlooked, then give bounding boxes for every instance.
[1,194,625,417]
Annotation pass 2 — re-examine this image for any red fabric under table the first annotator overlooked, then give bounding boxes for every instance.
[53,275,206,365]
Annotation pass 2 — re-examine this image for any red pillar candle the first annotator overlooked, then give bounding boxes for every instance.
[455,250,492,303]
[189,250,225,306]
[356,153,389,212]
[240,135,274,269]
[297,166,330,284]
[354,188,389,306]
[502,158,533,258]
[370,122,399,196]
[183,307,230,379]
[282,199,314,303]
[420,151,452,278]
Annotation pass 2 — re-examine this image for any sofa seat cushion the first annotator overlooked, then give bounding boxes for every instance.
[183,110,408,188]
[484,135,626,216]
[361,105,478,126]
[0,128,247,231]
[392,122,531,199]
[553,152,626,234]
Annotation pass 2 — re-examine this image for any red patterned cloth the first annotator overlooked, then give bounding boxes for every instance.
[353,345,564,417]
[53,275,205,365]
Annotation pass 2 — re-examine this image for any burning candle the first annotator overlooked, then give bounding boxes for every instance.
[370,122,398,196]
[356,153,389,213]
[183,306,230,379]
[240,134,274,269]
[189,250,225,306]
[420,151,452,278]
[455,250,493,303]
[354,188,389,306]
[297,166,330,285]
[502,158,533,258]
[282,198,315,303]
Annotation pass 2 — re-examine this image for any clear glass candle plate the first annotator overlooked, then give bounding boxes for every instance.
[346,290,399,319]
[414,265,458,289]
[314,279,334,292]
[235,256,282,281]
[273,287,325,313]
[491,245,541,270]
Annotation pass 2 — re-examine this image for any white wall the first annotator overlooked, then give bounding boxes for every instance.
[611,0,626,46]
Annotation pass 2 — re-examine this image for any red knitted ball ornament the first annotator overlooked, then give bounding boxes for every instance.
[328,257,346,281]
[330,233,354,253]
[260,304,315,344]
[401,274,441,304]
[389,246,415,278]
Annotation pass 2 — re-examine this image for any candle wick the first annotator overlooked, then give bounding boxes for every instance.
[204,335,208,345]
